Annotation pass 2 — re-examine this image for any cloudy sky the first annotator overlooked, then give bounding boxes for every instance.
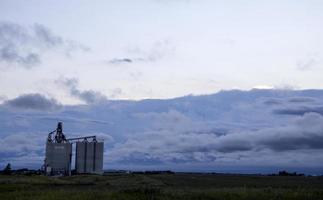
[1,0,323,173]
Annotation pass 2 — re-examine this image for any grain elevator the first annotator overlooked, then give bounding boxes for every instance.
[75,141,104,174]
[44,122,104,176]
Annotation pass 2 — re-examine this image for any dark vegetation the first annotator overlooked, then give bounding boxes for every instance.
[0,163,42,176]
[275,171,305,177]
[1,163,11,175]
[1,172,323,200]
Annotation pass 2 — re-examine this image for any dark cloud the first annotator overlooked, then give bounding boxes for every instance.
[273,106,323,116]
[260,96,323,116]
[262,98,283,106]
[0,132,46,168]
[0,22,40,66]
[33,24,64,47]
[109,58,133,64]
[107,112,323,166]
[0,21,89,67]
[3,93,61,111]
[258,113,323,151]
[214,112,323,152]
[0,44,40,66]
[2,89,323,172]
[288,97,317,103]
[0,133,43,154]
[58,77,108,104]
[104,91,323,165]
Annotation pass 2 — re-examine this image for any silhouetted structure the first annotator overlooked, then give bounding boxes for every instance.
[2,163,12,175]
[45,122,72,176]
[44,122,104,176]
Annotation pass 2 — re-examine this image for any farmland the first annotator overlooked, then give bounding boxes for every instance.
[1,173,323,200]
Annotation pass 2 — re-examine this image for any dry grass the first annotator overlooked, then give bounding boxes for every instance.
[1,174,323,200]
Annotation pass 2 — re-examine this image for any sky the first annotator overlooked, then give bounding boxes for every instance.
[1,0,323,174]
[1,0,323,101]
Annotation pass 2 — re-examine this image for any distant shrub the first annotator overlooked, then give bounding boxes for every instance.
[278,171,305,176]
[1,163,12,175]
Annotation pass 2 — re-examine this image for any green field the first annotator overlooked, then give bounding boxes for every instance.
[1,173,323,200]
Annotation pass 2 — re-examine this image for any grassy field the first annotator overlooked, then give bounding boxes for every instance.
[1,173,323,200]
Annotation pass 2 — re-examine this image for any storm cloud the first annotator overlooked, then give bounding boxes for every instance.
[270,97,323,116]
[1,89,323,172]
[3,93,61,111]
[107,111,323,165]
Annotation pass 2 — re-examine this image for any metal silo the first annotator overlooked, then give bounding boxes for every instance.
[75,140,104,174]
[93,142,104,173]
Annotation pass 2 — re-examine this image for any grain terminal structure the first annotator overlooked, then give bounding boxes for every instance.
[44,122,104,176]
[75,141,104,174]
